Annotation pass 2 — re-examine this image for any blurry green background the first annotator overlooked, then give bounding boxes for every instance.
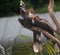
[12,35,60,55]
[0,0,60,17]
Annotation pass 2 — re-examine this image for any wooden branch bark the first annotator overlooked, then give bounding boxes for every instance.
[29,27,60,46]
[48,0,60,35]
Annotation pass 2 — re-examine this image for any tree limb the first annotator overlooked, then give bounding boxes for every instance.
[29,27,60,46]
[48,0,60,35]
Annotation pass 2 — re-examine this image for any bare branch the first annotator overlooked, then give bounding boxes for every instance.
[48,0,60,28]
[30,27,60,46]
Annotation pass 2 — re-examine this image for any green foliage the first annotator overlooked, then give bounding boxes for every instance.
[12,35,59,55]
[20,35,29,40]
[55,34,60,40]
[42,42,55,55]
[12,41,56,55]
[0,0,60,17]
[0,0,20,17]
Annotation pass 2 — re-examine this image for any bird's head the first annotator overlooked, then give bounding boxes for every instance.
[20,0,25,9]
[20,0,28,19]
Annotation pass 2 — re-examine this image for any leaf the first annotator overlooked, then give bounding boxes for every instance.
[20,35,29,40]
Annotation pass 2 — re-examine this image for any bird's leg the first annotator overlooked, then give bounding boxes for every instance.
[33,31,42,53]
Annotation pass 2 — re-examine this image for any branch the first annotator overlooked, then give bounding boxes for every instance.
[48,0,60,35]
[29,27,60,46]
